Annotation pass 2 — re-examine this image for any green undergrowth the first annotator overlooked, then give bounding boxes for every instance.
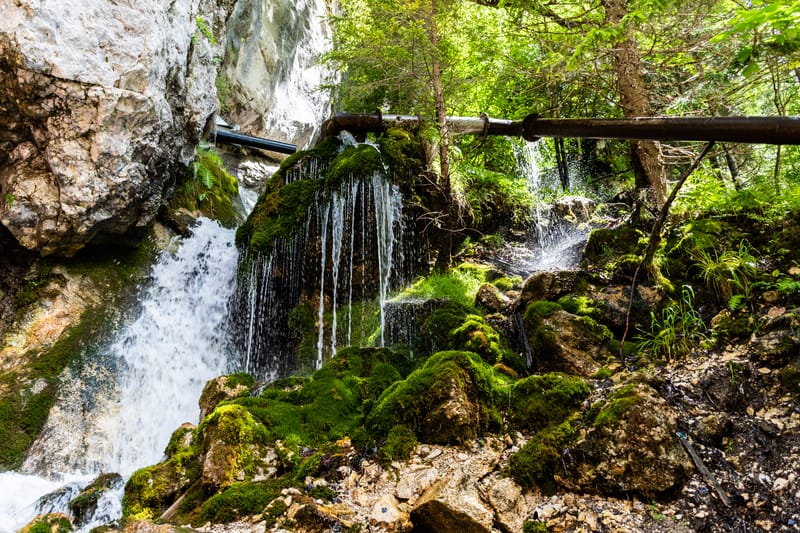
[396,262,491,308]
[173,146,239,227]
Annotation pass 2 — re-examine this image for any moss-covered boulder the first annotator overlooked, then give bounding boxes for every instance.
[508,373,590,431]
[198,373,256,420]
[198,404,281,489]
[122,423,202,520]
[367,351,508,444]
[517,271,582,309]
[561,382,692,496]
[581,226,645,279]
[418,301,521,372]
[523,301,614,376]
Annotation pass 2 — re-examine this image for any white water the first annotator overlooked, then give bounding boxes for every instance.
[510,140,591,273]
[0,218,240,532]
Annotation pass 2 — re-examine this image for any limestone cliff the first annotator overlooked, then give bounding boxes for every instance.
[0,0,332,257]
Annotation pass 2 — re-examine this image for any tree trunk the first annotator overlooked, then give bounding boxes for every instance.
[602,0,666,207]
[427,0,450,202]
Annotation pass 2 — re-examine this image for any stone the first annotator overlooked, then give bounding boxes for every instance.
[475,283,508,313]
[486,476,531,533]
[410,472,494,533]
[531,310,613,377]
[0,0,225,255]
[558,383,692,495]
[517,271,581,309]
[198,374,255,421]
[370,493,410,529]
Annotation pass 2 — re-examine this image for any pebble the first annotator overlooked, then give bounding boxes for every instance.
[773,478,790,492]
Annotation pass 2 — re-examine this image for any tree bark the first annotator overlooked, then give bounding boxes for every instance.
[602,0,666,207]
[427,0,451,202]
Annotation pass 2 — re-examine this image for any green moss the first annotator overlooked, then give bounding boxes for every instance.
[509,419,576,492]
[23,513,73,533]
[590,384,642,428]
[225,372,256,390]
[592,367,613,380]
[308,484,337,501]
[418,301,518,369]
[366,350,510,442]
[199,479,289,525]
[380,424,418,464]
[508,373,590,431]
[523,301,562,324]
[523,521,549,533]
[557,294,603,319]
[327,145,384,185]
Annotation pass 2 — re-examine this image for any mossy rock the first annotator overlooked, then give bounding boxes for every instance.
[68,473,123,527]
[418,301,520,371]
[198,479,289,525]
[367,351,509,444]
[508,373,590,431]
[522,301,615,376]
[199,373,256,419]
[172,147,240,227]
[123,444,201,520]
[509,419,577,493]
[581,226,645,279]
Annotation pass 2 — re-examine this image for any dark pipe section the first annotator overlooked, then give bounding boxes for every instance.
[520,115,800,145]
[213,129,297,154]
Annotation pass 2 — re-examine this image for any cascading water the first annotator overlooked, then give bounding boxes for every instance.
[0,216,242,532]
[509,139,594,273]
[233,138,408,379]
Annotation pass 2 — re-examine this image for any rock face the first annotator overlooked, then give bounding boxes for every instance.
[0,0,224,256]
[222,0,333,146]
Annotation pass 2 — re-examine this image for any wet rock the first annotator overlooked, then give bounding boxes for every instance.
[285,495,347,533]
[475,283,508,313]
[68,473,123,527]
[410,473,493,533]
[517,271,581,308]
[560,383,692,495]
[198,373,255,421]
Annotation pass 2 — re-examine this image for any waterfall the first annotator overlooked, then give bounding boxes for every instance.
[0,218,240,532]
[233,144,407,379]
[510,139,593,273]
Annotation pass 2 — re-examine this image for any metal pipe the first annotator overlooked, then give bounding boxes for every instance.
[320,112,800,145]
[212,129,297,154]
[520,115,800,145]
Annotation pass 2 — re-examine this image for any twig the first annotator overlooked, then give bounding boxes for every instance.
[677,431,731,507]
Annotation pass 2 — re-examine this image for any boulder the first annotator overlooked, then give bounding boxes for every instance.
[198,373,255,420]
[524,306,613,377]
[0,0,224,255]
[410,472,494,533]
[199,404,281,489]
[366,351,494,445]
[475,283,508,313]
[559,383,692,495]
[517,271,581,309]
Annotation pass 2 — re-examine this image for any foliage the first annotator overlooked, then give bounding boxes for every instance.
[692,240,759,307]
[380,424,419,464]
[174,146,239,227]
[396,263,489,308]
[636,285,706,361]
